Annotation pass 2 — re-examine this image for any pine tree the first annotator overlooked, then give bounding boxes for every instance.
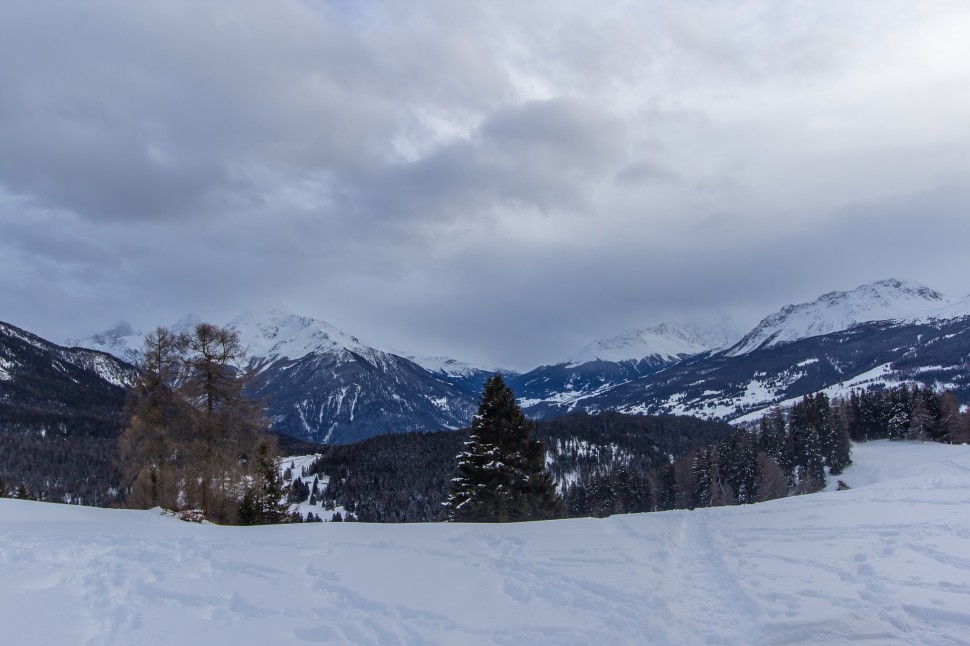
[887,403,909,440]
[691,448,713,508]
[254,440,292,524]
[236,487,261,525]
[657,463,678,511]
[826,405,852,475]
[445,374,564,522]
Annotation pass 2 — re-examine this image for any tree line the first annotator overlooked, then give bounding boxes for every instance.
[304,396,736,522]
[563,383,970,518]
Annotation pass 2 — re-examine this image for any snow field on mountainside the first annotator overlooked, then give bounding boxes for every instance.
[2,441,969,645]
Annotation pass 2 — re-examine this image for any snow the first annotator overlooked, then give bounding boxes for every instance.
[229,308,378,363]
[726,278,951,356]
[3,442,970,644]
[731,363,899,425]
[567,321,739,365]
[0,355,13,381]
[908,293,970,324]
[388,350,500,378]
[67,315,201,363]
[70,309,396,369]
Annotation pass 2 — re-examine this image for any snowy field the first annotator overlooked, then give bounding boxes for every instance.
[2,441,969,645]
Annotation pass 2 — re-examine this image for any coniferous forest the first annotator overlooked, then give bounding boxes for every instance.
[299,383,970,522]
[564,383,968,517]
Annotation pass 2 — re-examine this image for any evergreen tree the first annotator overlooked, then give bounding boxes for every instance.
[445,374,564,522]
[657,463,678,511]
[587,472,616,517]
[758,408,787,461]
[254,440,292,524]
[236,487,261,525]
[826,405,853,475]
[15,483,32,500]
[691,448,713,508]
[886,404,909,440]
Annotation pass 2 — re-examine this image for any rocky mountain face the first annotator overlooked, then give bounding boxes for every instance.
[232,310,477,444]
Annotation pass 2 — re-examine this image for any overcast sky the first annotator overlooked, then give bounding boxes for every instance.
[2,0,969,370]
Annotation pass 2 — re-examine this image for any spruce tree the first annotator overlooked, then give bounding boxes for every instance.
[446,374,564,522]
[691,448,713,508]
[657,463,678,511]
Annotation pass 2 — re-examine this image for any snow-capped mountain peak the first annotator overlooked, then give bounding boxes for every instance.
[66,321,143,364]
[384,348,499,379]
[67,314,206,365]
[227,308,372,362]
[725,278,951,357]
[567,321,738,366]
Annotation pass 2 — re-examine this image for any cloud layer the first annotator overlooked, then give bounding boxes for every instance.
[2,0,969,369]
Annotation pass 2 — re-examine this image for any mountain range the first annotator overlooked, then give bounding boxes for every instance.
[22,277,970,446]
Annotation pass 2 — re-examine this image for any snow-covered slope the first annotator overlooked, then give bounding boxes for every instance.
[910,292,970,324]
[567,322,738,365]
[229,308,381,365]
[3,441,969,644]
[725,278,951,356]
[390,351,496,379]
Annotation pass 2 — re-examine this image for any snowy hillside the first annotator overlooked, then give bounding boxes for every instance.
[725,278,951,356]
[567,322,737,365]
[3,441,969,645]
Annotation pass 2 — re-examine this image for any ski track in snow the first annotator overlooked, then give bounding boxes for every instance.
[2,441,970,645]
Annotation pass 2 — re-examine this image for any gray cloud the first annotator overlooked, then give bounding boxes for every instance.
[2,0,970,369]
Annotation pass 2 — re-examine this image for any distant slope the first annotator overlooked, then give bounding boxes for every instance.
[515,279,970,423]
[0,320,137,504]
[577,316,970,423]
[511,322,738,417]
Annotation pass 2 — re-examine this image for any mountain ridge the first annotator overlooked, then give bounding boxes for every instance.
[724,278,950,357]
[59,277,970,440]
